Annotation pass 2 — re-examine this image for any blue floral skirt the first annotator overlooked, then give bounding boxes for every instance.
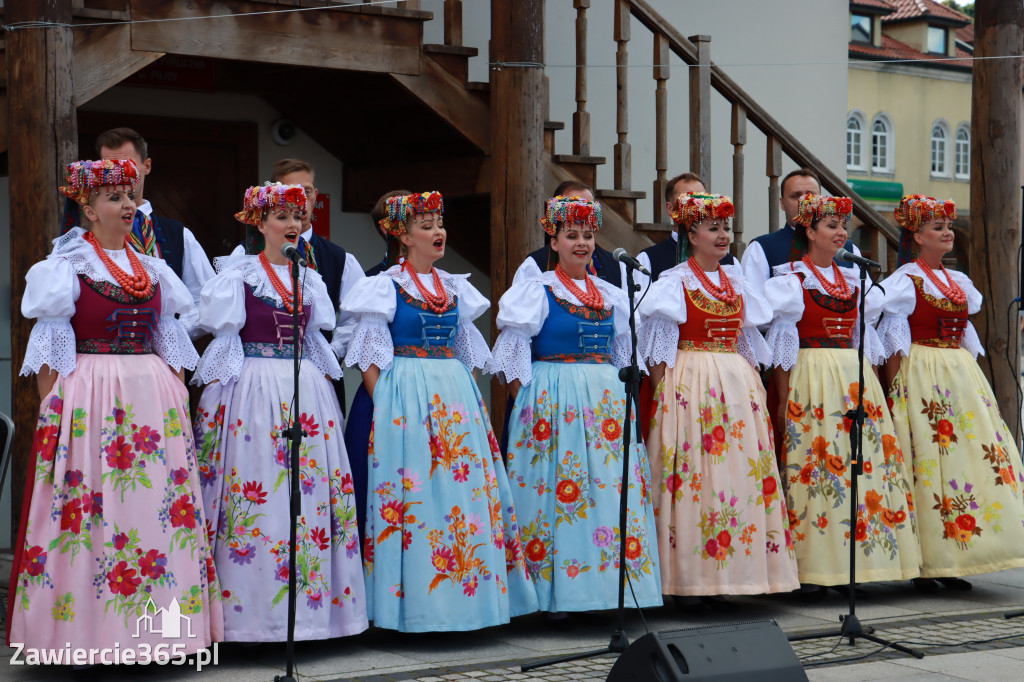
[366,356,538,632]
[507,361,662,611]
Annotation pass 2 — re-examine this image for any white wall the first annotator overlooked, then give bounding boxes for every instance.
[421,0,848,234]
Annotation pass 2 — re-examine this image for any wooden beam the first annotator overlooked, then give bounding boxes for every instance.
[7,0,78,540]
[391,54,491,153]
[74,24,164,106]
[688,34,711,190]
[490,0,545,430]
[970,0,1023,445]
[130,0,424,76]
[342,156,491,213]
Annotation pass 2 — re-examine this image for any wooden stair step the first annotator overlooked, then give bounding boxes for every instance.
[542,121,564,154]
[636,222,674,237]
[423,44,478,84]
[465,81,489,91]
[545,121,565,130]
[553,154,606,165]
[596,189,646,224]
[552,155,606,189]
[595,189,645,199]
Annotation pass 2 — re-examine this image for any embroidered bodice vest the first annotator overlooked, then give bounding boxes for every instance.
[389,281,459,359]
[532,287,613,363]
[794,273,858,349]
[677,287,743,353]
[907,274,968,349]
[72,274,161,355]
[240,285,310,359]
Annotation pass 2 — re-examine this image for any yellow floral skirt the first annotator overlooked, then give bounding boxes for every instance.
[781,348,920,585]
[890,344,1024,578]
[648,349,799,596]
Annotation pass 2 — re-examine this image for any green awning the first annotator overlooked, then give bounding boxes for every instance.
[847,178,903,201]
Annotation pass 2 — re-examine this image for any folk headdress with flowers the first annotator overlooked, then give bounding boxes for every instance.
[59,159,139,206]
[539,195,603,236]
[669,193,735,229]
[378,191,444,237]
[234,182,307,227]
[792,193,853,229]
[895,193,957,266]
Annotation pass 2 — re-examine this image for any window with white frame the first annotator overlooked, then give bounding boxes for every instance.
[931,122,949,176]
[846,112,865,170]
[955,124,970,179]
[871,115,892,172]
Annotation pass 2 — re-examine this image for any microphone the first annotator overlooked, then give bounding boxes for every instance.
[281,241,307,267]
[835,247,880,270]
[612,248,651,277]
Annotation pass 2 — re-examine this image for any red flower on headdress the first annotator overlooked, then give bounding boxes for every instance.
[283,186,306,207]
[943,200,956,217]
[837,197,853,213]
[715,202,735,219]
[422,192,443,211]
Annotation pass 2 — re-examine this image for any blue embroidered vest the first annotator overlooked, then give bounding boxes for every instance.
[389,281,459,359]
[532,287,613,363]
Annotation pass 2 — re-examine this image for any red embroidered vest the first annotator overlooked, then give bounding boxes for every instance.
[907,274,968,349]
[795,273,857,349]
[71,274,161,355]
[677,287,743,353]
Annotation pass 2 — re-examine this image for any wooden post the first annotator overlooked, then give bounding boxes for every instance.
[652,33,669,224]
[731,102,746,257]
[613,0,630,191]
[572,0,590,156]
[490,0,545,425]
[688,34,711,190]
[766,135,782,233]
[443,0,463,47]
[970,0,1023,445]
[8,0,78,534]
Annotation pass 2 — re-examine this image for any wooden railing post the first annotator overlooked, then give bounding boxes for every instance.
[766,135,782,233]
[443,0,463,47]
[613,0,631,190]
[731,102,746,256]
[652,33,669,223]
[573,0,591,156]
[689,34,711,189]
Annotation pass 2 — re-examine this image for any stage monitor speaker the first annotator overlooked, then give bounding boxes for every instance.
[606,619,807,682]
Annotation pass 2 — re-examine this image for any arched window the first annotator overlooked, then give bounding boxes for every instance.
[955,124,970,179]
[931,122,949,176]
[871,115,892,172]
[846,112,865,170]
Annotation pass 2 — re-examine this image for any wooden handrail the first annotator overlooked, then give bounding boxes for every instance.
[622,0,899,244]
[573,0,591,156]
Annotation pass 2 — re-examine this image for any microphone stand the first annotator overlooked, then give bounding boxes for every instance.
[788,263,923,659]
[276,256,304,682]
[521,263,643,672]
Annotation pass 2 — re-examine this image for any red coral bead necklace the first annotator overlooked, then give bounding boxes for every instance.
[687,257,737,304]
[801,254,854,301]
[259,251,302,314]
[555,264,605,309]
[403,258,450,313]
[914,257,967,306]
[84,230,153,299]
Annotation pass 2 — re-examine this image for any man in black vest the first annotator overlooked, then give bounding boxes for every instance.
[740,168,862,289]
[514,181,625,288]
[98,128,216,336]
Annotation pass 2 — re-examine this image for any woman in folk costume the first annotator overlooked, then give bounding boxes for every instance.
[764,193,919,592]
[341,191,537,632]
[489,196,661,619]
[879,194,1024,592]
[638,193,798,605]
[192,183,366,641]
[8,159,221,657]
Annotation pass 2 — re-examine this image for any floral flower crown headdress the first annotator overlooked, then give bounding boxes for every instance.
[792,193,853,228]
[539,195,603,236]
[894,194,957,232]
[59,159,139,206]
[378,191,444,236]
[234,182,307,227]
[669,193,735,229]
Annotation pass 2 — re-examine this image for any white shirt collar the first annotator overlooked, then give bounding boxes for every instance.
[301,227,313,243]
[137,199,153,217]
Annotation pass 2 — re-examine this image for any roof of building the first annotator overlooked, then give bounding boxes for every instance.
[850,0,896,14]
[881,0,972,26]
[849,33,972,71]
[955,23,974,45]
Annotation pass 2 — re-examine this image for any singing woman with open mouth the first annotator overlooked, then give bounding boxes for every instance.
[341,191,537,632]
[191,183,367,641]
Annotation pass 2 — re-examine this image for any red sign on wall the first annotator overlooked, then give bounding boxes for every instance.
[311,193,330,239]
